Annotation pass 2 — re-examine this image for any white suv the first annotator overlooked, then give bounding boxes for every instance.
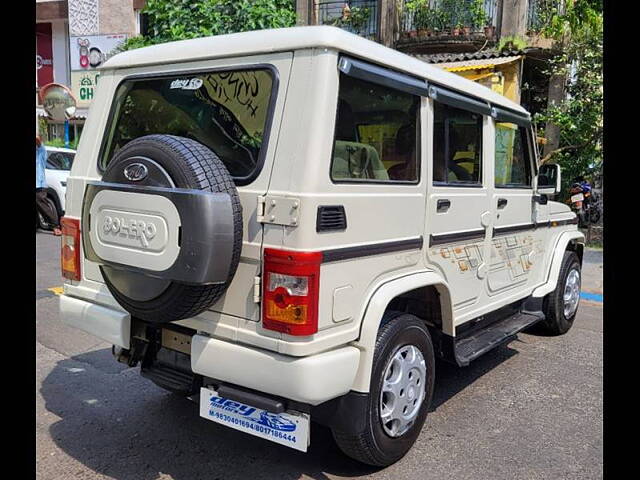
[59,27,584,466]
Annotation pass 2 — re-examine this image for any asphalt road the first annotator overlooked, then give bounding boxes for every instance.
[36,231,603,480]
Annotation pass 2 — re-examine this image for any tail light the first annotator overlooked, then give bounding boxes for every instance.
[262,248,322,336]
[61,217,81,281]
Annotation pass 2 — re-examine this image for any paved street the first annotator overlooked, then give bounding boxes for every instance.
[36,231,603,480]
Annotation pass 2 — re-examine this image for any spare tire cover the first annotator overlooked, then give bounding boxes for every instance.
[98,134,242,323]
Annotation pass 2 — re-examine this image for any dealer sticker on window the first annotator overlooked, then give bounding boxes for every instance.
[199,387,310,452]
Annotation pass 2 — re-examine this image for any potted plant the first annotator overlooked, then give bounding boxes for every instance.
[434,8,450,35]
[484,15,496,39]
[415,3,433,37]
[452,22,462,35]
[404,0,424,39]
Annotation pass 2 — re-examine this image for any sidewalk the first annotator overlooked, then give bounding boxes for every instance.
[582,247,603,302]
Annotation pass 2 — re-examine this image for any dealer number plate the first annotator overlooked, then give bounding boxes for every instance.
[571,193,584,203]
[199,387,310,452]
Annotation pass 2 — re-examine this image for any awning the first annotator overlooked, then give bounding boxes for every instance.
[434,55,523,72]
[36,106,90,120]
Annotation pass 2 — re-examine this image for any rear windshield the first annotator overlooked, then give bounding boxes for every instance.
[100,68,275,182]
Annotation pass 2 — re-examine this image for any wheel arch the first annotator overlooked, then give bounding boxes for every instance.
[532,230,585,299]
[350,271,452,393]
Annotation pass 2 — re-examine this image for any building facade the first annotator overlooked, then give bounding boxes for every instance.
[296,0,563,150]
[36,0,146,143]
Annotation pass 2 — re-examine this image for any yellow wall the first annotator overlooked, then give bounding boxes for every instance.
[450,60,521,104]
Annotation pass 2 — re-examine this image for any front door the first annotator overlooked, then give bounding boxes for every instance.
[487,122,548,299]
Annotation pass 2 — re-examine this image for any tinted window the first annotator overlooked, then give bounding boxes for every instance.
[330,73,420,183]
[495,123,532,187]
[433,102,483,185]
[101,68,275,181]
[46,151,74,170]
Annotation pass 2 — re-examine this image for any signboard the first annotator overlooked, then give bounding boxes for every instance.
[69,34,127,71]
[40,83,77,121]
[36,23,54,87]
[71,71,100,107]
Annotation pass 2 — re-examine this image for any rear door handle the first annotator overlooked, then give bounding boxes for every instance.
[437,199,451,213]
[497,198,508,209]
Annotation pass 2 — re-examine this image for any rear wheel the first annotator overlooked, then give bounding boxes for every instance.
[332,314,435,466]
[540,251,581,335]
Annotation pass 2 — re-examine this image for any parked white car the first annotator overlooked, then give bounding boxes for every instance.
[44,146,75,215]
[59,27,584,466]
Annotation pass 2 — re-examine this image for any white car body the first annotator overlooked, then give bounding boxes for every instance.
[44,146,75,214]
[57,27,585,462]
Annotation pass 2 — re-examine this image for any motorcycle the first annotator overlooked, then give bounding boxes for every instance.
[568,180,601,227]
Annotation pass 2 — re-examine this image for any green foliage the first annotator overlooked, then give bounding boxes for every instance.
[38,117,48,137]
[333,6,371,35]
[117,0,296,51]
[406,0,432,31]
[408,0,486,31]
[45,137,80,150]
[535,1,603,197]
[539,0,602,40]
[497,35,528,52]
[468,0,487,29]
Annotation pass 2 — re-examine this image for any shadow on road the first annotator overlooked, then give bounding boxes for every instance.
[39,343,518,479]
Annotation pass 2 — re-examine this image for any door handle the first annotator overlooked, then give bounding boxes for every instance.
[497,198,508,209]
[437,199,451,213]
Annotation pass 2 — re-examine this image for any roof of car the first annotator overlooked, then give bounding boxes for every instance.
[103,26,527,114]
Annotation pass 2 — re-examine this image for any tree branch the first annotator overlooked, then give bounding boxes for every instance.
[539,126,603,164]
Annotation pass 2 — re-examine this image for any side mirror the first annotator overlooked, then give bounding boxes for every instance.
[537,164,561,195]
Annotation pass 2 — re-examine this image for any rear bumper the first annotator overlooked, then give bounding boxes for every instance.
[191,334,360,406]
[59,294,361,406]
[59,294,131,348]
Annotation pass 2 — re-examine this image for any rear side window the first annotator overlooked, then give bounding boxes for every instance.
[433,101,483,186]
[330,73,420,183]
[100,68,275,182]
[495,123,532,187]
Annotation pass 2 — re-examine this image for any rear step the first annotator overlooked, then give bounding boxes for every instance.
[140,343,201,395]
[454,311,543,366]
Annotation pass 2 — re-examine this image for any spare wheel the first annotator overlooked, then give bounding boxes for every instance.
[82,134,243,323]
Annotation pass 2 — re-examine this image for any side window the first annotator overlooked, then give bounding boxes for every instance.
[495,123,532,187]
[433,101,483,185]
[63,153,75,171]
[330,73,420,183]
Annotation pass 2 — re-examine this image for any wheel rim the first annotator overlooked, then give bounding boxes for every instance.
[563,268,581,318]
[379,344,426,438]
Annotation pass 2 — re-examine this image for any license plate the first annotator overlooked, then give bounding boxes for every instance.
[199,387,310,452]
[571,193,584,203]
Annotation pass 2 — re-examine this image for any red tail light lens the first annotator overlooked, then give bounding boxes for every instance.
[263,248,322,336]
[61,217,81,281]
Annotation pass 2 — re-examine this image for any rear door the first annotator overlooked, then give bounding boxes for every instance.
[425,93,492,315]
[81,53,294,322]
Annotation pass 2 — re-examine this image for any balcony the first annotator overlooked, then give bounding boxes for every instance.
[526,0,564,33]
[397,0,499,52]
[313,1,379,41]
